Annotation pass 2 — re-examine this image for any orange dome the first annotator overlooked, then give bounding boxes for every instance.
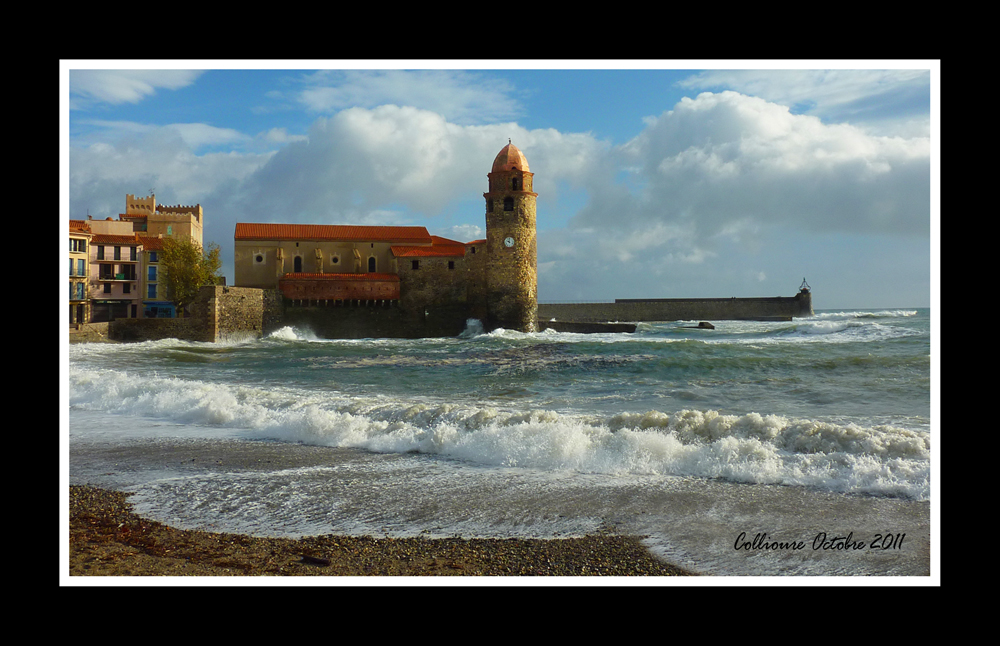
[491,141,530,173]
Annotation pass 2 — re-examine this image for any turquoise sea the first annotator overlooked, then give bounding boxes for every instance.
[67,308,933,576]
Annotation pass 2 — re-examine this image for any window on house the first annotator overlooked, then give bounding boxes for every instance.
[149,251,157,263]
[448,261,455,270]
[294,256,303,272]
[103,283,112,294]
[148,266,157,281]
[114,246,121,261]
[167,225,173,235]
[97,246,105,260]
[78,259,85,276]
[130,247,137,261]
[148,284,157,299]
[504,197,513,211]
[368,257,376,272]
[411,260,419,270]
[123,283,131,294]
[77,282,85,300]
[69,258,74,276]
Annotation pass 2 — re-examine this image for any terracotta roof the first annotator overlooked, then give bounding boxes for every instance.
[69,220,92,234]
[138,235,166,251]
[280,272,399,282]
[430,235,463,245]
[466,239,486,246]
[491,142,530,173]
[235,223,432,244]
[391,244,465,258]
[91,234,144,245]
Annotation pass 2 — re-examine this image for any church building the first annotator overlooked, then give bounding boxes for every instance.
[233,141,538,332]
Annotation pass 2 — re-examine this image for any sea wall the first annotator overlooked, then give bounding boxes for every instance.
[538,293,813,323]
[93,287,812,343]
[103,286,285,343]
[280,302,474,339]
[69,322,111,343]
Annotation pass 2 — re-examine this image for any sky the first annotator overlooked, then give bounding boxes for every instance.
[62,61,938,310]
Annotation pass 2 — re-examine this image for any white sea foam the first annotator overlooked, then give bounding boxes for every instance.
[68,364,929,499]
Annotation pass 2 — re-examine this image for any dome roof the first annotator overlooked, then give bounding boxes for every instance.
[491,141,530,173]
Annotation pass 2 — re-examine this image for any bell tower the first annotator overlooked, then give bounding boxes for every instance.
[484,140,538,332]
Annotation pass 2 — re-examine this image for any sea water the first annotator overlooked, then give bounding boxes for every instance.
[66,309,933,577]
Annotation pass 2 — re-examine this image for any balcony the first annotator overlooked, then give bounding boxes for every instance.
[98,266,137,281]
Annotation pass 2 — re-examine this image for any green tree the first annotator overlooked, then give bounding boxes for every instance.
[161,238,223,315]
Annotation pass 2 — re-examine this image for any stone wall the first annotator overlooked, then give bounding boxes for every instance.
[69,322,111,343]
[538,292,813,323]
[108,316,209,342]
[397,256,469,312]
[208,286,270,342]
[281,302,473,339]
[103,285,284,343]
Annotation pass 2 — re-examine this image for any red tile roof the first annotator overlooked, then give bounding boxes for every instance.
[391,244,465,257]
[138,235,166,250]
[430,235,463,245]
[466,239,486,246]
[69,220,92,234]
[91,234,144,245]
[235,223,432,244]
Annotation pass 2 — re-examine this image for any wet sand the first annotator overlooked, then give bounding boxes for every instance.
[67,485,697,578]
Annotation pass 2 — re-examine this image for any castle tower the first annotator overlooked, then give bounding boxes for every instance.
[484,141,537,332]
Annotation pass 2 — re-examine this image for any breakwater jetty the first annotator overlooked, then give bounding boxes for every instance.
[538,290,813,324]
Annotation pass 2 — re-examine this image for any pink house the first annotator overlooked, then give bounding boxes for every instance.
[90,233,143,321]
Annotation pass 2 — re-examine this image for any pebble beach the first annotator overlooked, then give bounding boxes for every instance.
[67,485,696,578]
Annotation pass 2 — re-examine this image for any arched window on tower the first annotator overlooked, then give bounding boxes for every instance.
[504,197,514,211]
[512,177,520,190]
[294,256,303,273]
[368,257,376,273]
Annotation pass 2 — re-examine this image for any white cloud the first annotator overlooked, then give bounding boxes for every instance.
[676,69,931,136]
[445,224,484,242]
[235,105,607,224]
[72,120,251,151]
[70,70,203,108]
[596,91,930,238]
[69,125,273,223]
[295,70,524,125]
[260,127,309,145]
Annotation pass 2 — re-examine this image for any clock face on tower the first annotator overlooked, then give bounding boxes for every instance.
[504,236,515,248]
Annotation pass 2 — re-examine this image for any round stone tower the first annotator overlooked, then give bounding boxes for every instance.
[484,141,538,332]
